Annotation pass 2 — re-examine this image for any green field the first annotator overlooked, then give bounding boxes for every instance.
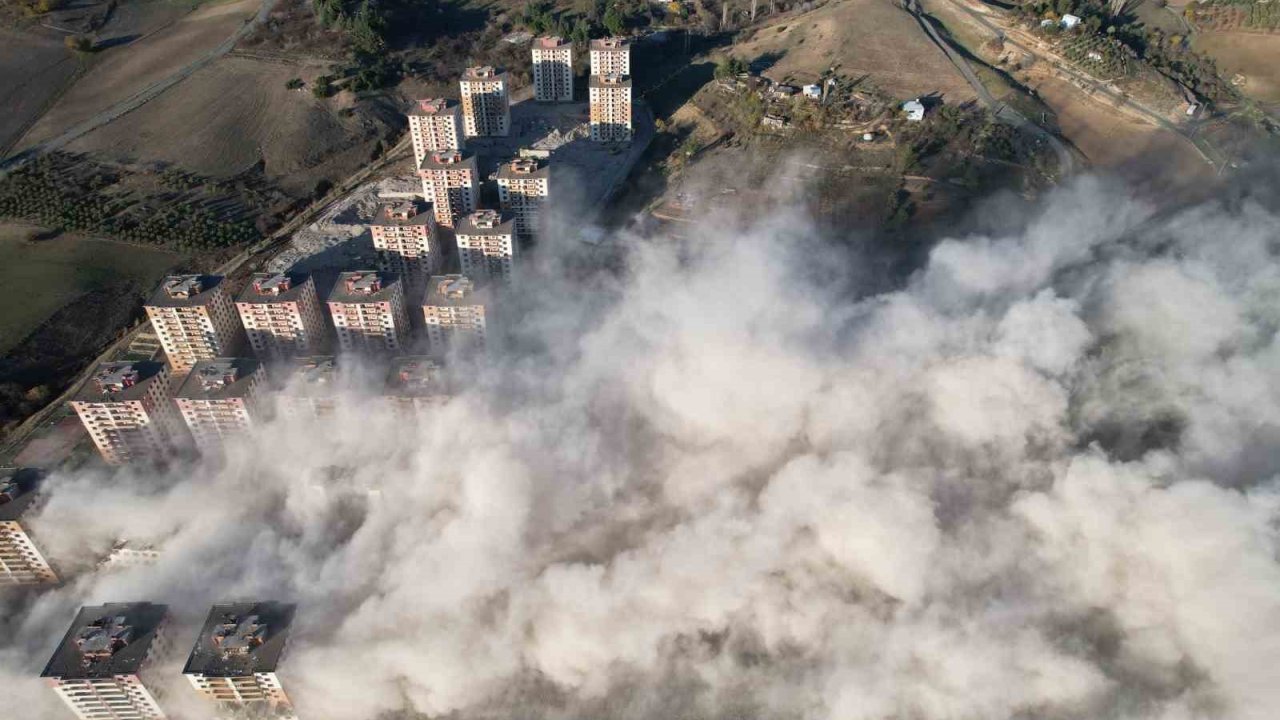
[0,223,181,355]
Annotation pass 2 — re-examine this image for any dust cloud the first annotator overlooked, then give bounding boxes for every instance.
[2,172,1279,720]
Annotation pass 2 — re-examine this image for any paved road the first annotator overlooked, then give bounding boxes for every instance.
[904,0,1077,178]
[0,0,278,175]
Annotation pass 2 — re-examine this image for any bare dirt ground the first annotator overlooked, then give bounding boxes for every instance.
[16,0,261,149]
[0,29,79,155]
[732,0,979,103]
[1193,31,1280,105]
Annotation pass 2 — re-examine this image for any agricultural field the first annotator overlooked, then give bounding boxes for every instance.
[0,28,78,155]
[1189,0,1280,31]
[1193,31,1280,105]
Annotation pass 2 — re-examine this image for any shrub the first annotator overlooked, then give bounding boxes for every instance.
[286,77,304,89]
[64,35,93,53]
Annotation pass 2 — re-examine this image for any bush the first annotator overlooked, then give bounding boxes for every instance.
[64,35,93,53]
[312,75,335,98]
[286,77,305,89]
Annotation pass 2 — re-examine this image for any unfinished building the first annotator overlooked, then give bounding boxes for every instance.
[144,275,243,373]
[174,358,266,454]
[42,603,171,720]
[70,361,186,465]
[0,468,58,585]
[183,602,297,720]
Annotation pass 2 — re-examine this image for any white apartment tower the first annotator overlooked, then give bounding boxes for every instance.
[418,149,480,227]
[590,37,631,76]
[70,361,185,465]
[459,65,511,137]
[497,155,550,236]
[408,98,465,165]
[328,271,410,354]
[276,356,342,420]
[174,358,265,454]
[0,468,58,586]
[183,603,297,720]
[589,74,633,143]
[532,36,574,102]
[235,272,328,360]
[370,200,440,289]
[422,275,488,353]
[145,275,243,374]
[455,209,518,282]
[42,603,171,720]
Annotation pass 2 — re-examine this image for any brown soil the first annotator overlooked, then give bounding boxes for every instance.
[0,29,79,154]
[1193,31,1280,104]
[732,0,979,103]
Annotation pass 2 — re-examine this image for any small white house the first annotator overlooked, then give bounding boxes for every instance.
[902,99,925,122]
[803,84,822,99]
[1061,13,1081,29]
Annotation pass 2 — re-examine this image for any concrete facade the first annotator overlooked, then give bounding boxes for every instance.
[0,468,58,586]
[235,273,328,361]
[459,66,511,137]
[173,358,265,455]
[408,98,465,165]
[70,362,185,465]
[370,200,440,289]
[422,275,488,353]
[589,74,633,143]
[42,603,171,720]
[144,275,243,374]
[327,271,410,355]
[532,36,574,102]
[418,149,480,227]
[589,37,631,76]
[455,209,518,282]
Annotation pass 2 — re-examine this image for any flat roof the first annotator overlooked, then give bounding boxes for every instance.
[423,274,489,308]
[497,156,550,181]
[411,97,459,115]
[385,356,450,399]
[0,467,43,522]
[535,36,569,49]
[461,65,508,82]
[418,149,478,173]
[371,201,436,228]
[72,361,167,404]
[277,356,339,396]
[174,358,262,400]
[328,271,403,305]
[182,602,295,677]
[590,74,632,88]
[235,272,313,305]
[42,603,168,679]
[590,37,631,51]
[456,209,516,237]
[146,275,227,309]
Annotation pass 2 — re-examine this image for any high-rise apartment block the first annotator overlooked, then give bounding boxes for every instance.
[589,37,631,76]
[422,275,488,353]
[459,66,511,137]
[174,358,265,454]
[145,275,242,374]
[497,155,550,236]
[235,273,327,361]
[589,74,633,143]
[408,98,465,165]
[276,356,342,420]
[0,468,58,586]
[71,361,185,465]
[183,602,296,720]
[328,271,410,354]
[456,209,517,282]
[532,36,574,102]
[385,356,450,415]
[370,201,440,289]
[418,149,480,228]
[42,603,171,720]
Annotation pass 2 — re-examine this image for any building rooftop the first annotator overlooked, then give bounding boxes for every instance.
[0,467,43,522]
[236,272,313,305]
[419,149,478,173]
[175,358,261,400]
[42,603,168,679]
[328,271,403,305]
[278,356,340,396]
[456,209,516,236]
[589,74,632,88]
[412,97,459,116]
[72,361,167,404]
[183,602,295,677]
[535,35,569,49]
[371,201,436,228]
[461,65,507,82]
[146,275,227,308]
[385,356,449,399]
[497,155,550,181]
[590,37,631,51]
[424,274,488,307]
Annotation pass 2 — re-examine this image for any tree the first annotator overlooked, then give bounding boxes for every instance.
[714,55,747,78]
[312,75,336,98]
[603,4,626,35]
[570,17,591,43]
[64,35,93,53]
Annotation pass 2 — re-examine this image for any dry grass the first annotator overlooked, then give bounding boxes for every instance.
[0,29,78,154]
[1193,31,1280,104]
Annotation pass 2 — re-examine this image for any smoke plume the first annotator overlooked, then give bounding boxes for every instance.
[2,171,1279,720]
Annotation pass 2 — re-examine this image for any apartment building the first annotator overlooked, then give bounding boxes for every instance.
[385,356,450,416]
[183,602,296,720]
[370,200,440,289]
[174,358,265,454]
[455,209,517,282]
[70,361,185,465]
[589,73,633,143]
[42,603,171,720]
[327,271,410,354]
[459,65,510,137]
[422,275,488,353]
[408,98,465,165]
[532,36,574,102]
[276,356,342,420]
[235,272,327,360]
[589,37,631,76]
[0,468,58,586]
[418,149,480,227]
[497,155,550,237]
[145,275,242,373]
